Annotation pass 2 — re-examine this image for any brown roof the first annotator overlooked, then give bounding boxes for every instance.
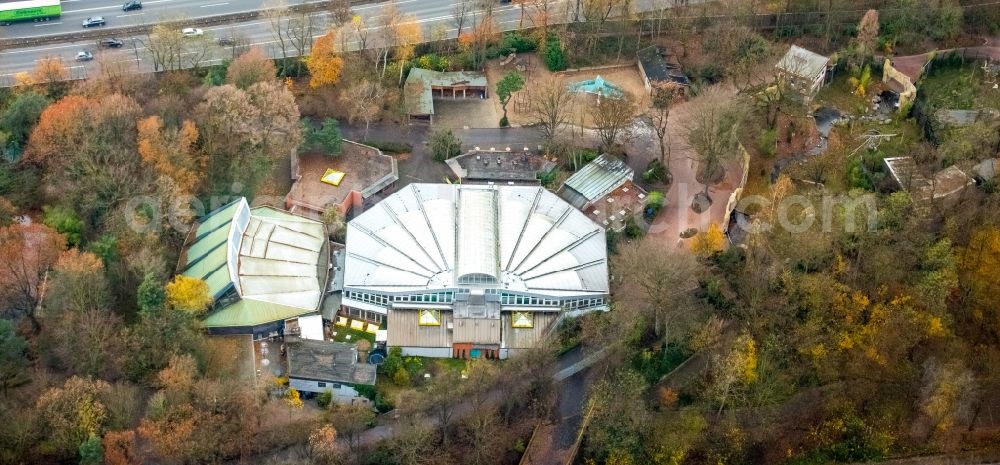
[586,180,648,231]
[287,142,396,215]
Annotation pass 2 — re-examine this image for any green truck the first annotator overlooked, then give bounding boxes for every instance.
[0,0,62,25]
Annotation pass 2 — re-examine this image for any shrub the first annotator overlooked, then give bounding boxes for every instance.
[362,139,413,154]
[645,191,666,218]
[846,158,873,190]
[757,129,777,158]
[499,116,509,127]
[413,53,450,72]
[502,32,538,53]
[429,129,463,161]
[392,367,411,387]
[643,159,666,183]
[317,389,333,408]
[543,36,567,72]
[302,118,343,155]
[536,168,557,188]
[42,205,84,246]
[624,216,645,238]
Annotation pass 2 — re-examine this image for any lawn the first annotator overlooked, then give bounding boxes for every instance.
[919,63,1000,111]
[815,73,869,114]
[330,326,376,345]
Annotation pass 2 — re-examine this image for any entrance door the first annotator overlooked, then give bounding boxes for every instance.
[470,349,481,359]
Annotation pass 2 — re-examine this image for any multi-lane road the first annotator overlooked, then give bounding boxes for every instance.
[0,0,656,83]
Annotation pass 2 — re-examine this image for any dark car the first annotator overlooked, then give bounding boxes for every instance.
[217,36,236,46]
[81,17,106,28]
[100,38,124,48]
[122,1,142,11]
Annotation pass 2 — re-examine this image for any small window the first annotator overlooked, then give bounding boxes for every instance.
[317,382,327,387]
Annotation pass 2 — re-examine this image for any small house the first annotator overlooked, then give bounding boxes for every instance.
[286,339,376,401]
[776,45,830,102]
[557,154,648,231]
[404,68,489,124]
[636,45,690,94]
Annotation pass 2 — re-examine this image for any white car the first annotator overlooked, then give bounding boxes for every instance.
[75,51,94,62]
[181,28,204,37]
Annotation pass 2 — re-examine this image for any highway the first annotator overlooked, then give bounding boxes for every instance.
[0,0,657,84]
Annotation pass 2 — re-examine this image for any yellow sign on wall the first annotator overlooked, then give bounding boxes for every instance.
[512,312,533,328]
[418,309,441,326]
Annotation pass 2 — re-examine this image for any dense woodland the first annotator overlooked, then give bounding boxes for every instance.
[1,0,999,464]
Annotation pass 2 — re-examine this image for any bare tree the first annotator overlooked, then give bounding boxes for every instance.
[287,9,317,76]
[526,78,573,143]
[613,240,700,344]
[683,88,748,196]
[145,24,185,72]
[340,79,386,138]
[590,91,637,150]
[264,0,292,66]
[328,0,353,26]
[649,81,684,179]
[451,0,474,38]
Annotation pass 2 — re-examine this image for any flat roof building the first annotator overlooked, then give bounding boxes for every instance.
[342,184,609,359]
[404,68,489,124]
[177,198,330,337]
[285,141,398,219]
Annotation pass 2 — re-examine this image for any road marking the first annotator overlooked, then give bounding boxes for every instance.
[33,22,63,27]
[200,2,231,7]
[117,13,145,18]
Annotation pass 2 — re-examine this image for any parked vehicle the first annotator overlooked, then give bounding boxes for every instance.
[181,27,203,37]
[75,51,94,61]
[81,16,106,28]
[100,38,124,48]
[0,0,61,26]
[122,0,142,11]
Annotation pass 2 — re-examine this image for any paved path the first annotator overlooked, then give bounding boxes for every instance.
[887,45,1000,82]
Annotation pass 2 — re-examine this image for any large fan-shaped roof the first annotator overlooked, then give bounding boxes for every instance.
[344,184,609,296]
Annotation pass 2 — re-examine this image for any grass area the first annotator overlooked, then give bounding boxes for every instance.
[920,64,1000,111]
[815,73,869,114]
[330,326,376,345]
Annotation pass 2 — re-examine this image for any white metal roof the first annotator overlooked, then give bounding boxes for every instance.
[344,184,609,296]
[776,45,829,79]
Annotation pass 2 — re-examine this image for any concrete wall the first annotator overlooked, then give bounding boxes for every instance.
[882,58,917,110]
[290,378,361,400]
[399,347,453,358]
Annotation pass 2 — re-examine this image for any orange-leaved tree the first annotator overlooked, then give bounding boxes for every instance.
[137,116,203,194]
[226,46,277,89]
[0,223,66,331]
[306,30,344,88]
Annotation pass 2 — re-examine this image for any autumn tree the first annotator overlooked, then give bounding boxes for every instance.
[226,46,277,89]
[137,116,203,194]
[165,275,212,314]
[102,430,139,465]
[591,92,637,150]
[328,403,375,455]
[0,223,65,331]
[307,30,345,88]
[959,226,1000,340]
[649,82,684,180]
[853,9,880,62]
[527,78,573,143]
[691,223,727,257]
[683,88,748,196]
[196,82,302,195]
[586,368,650,464]
[709,332,758,413]
[27,93,151,217]
[496,71,525,126]
[918,358,978,438]
[145,24,185,72]
[43,249,122,378]
[308,424,342,464]
[36,376,112,459]
[31,56,69,88]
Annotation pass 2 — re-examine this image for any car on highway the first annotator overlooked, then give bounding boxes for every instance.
[75,51,94,62]
[100,38,124,48]
[181,28,204,38]
[217,36,236,46]
[122,1,142,11]
[81,17,106,28]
